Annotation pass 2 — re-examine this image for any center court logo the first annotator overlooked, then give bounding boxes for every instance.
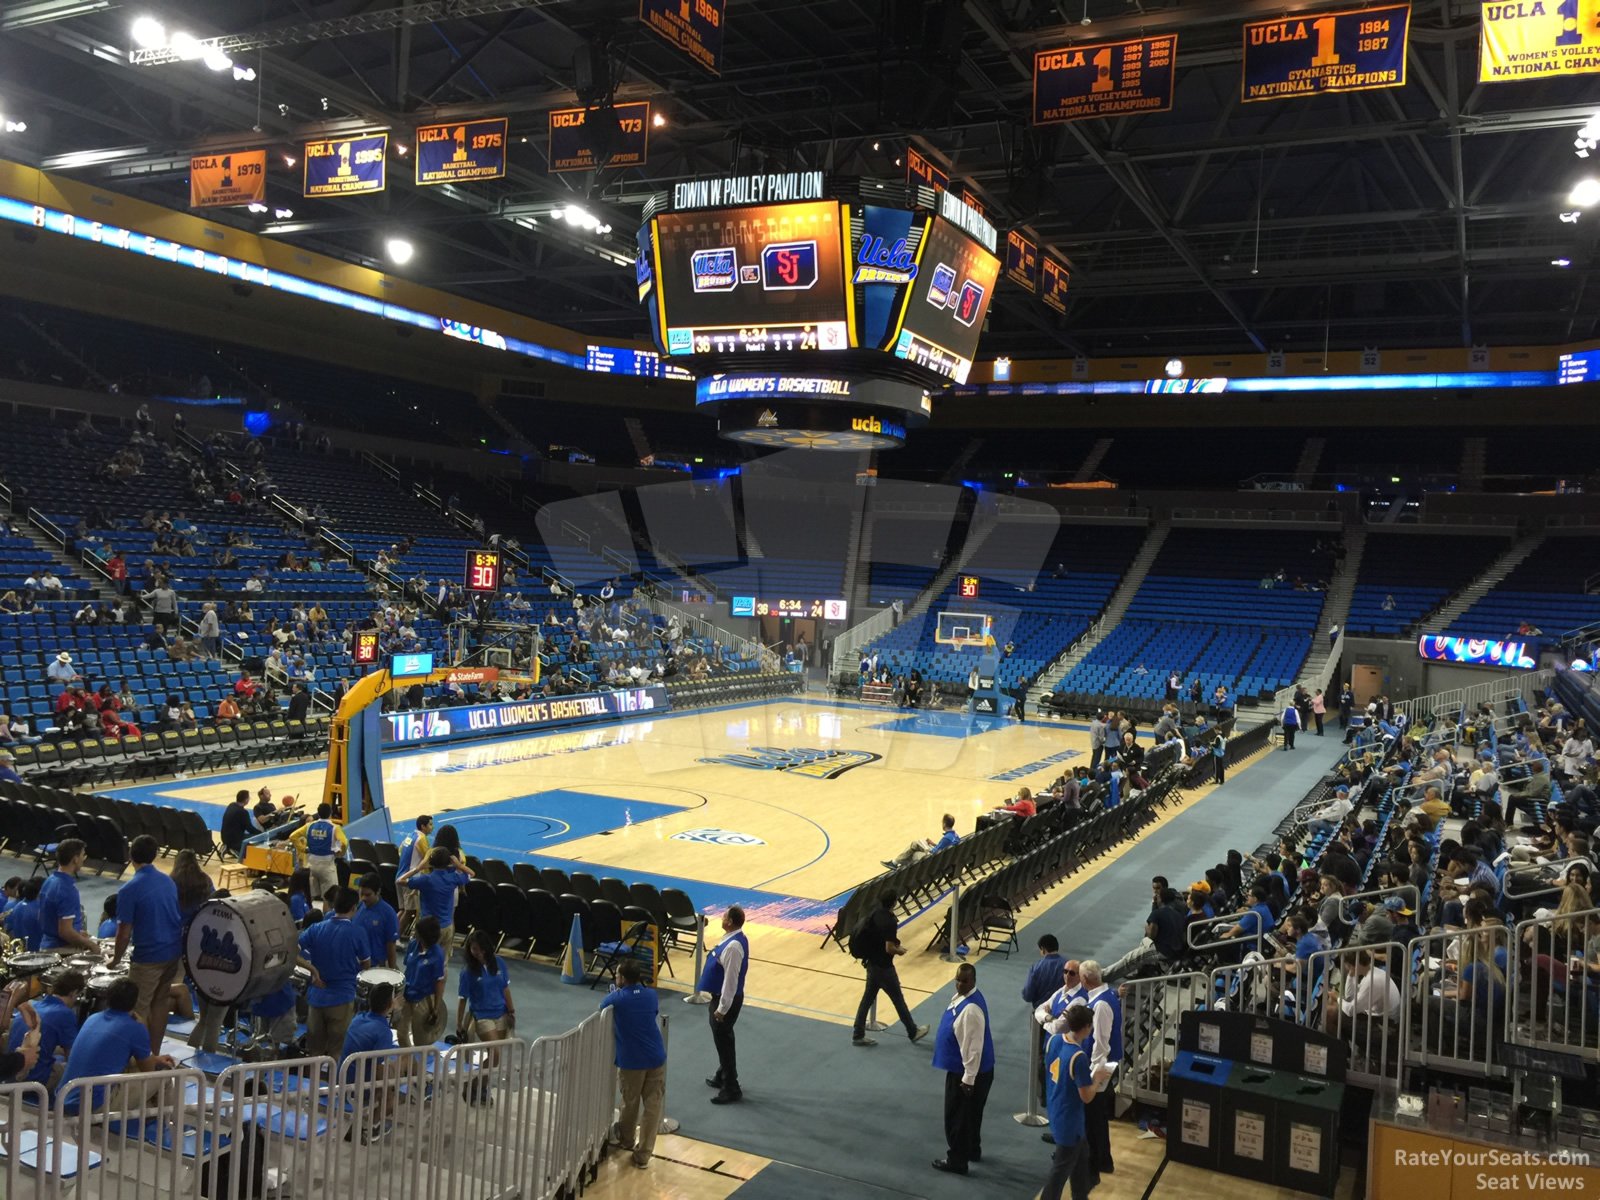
[697,746,881,779]
[671,829,767,846]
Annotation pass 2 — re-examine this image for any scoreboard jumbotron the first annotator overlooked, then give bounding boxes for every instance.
[639,171,1002,449]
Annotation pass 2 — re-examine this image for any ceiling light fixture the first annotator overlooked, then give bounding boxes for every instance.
[283,154,296,167]
[246,202,268,214]
[130,15,166,49]
[652,111,666,127]
[1552,257,1572,267]
[1569,178,1600,207]
[169,30,204,61]
[385,237,415,265]
[274,207,293,220]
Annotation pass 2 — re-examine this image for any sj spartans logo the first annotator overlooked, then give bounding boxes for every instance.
[698,746,882,779]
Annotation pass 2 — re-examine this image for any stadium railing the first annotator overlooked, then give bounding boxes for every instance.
[1394,668,1553,725]
[1116,970,1210,1106]
[1402,924,1513,1080]
[0,1014,615,1200]
[1510,907,1600,1065]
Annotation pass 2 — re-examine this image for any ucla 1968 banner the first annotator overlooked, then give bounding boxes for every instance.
[906,147,950,194]
[1041,256,1070,314]
[1480,0,1600,81]
[189,150,266,209]
[416,117,508,185]
[640,0,725,75]
[548,102,651,172]
[1242,4,1410,101]
[1033,34,1178,124]
[304,133,387,197]
[1005,230,1039,292]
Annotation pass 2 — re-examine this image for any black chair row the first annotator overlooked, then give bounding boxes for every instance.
[0,778,221,873]
[665,671,802,710]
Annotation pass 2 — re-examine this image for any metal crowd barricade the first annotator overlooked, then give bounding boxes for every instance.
[1402,924,1513,1079]
[1510,907,1600,1064]
[522,1009,614,1200]
[53,1065,209,1200]
[0,1080,49,1197]
[430,1040,534,1200]
[326,1044,437,1200]
[1115,970,1210,1106]
[1306,941,1407,1092]
[211,1055,337,1200]
[1503,858,1598,908]
[1210,954,1299,1021]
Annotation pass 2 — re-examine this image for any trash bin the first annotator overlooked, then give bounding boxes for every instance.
[1219,1063,1279,1184]
[1264,1071,1346,1196]
[1166,1050,1232,1170]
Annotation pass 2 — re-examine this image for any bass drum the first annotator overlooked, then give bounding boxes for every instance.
[184,892,297,1005]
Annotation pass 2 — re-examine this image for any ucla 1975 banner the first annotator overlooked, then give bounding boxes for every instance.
[1033,34,1178,124]
[1242,4,1411,101]
[1480,0,1600,81]
[416,117,508,185]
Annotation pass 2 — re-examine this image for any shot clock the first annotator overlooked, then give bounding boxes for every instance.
[353,630,381,665]
[465,550,502,593]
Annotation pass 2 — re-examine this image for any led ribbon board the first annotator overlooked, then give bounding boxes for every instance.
[303,133,387,197]
[1480,0,1600,81]
[416,118,508,185]
[1418,635,1537,670]
[1033,34,1178,124]
[1242,4,1411,102]
[385,686,670,744]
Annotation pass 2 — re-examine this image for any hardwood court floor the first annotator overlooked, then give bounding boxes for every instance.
[121,698,1267,1022]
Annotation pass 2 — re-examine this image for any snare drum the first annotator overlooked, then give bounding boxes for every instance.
[3,952,55,1002]
[80,968,128,1020]
[357,967,404,1004]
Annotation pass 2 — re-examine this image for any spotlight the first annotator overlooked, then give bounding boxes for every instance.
[246,202,268,214]
[203,47,233,72]
[1165,358,1184,377]
[274,207,293,220]
[395,143,408,156]
[283,154,296,167]
[319,97,329,111]
[652,111,666,127]
[232,65,255,82]
[872,140,880,151]
[385,237,415,264]
[131,15,166,49]
[1552,257,1573,267]
[277,103,289,117]
[169,31,204,61]
[1561,211,1582,223]
[1569,178,1600,207]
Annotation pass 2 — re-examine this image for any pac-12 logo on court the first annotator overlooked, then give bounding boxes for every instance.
[698,747,882,779]
[671,829,767,846]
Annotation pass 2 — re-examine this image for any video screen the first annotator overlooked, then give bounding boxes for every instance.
[653,201,851,355]
[892,216,1001,384]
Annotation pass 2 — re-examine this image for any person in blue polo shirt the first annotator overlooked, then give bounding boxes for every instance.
[599,958,668,1169]
[341,981,399,1064]
[399,847,473,963]
[340,981,400,1141]
[354,874,398,969]
[96,896,118,939]
[38,838,97,954]
[7,970,85,1094]
[4,877,44,951]
[931,962,995,1176]
[397,916,447,1049]
[296,886,370,1060]
[700,905,749,1106]
[1039,1003,1097,1200]
[456,930,514,1042]
[108,834,186,1054]
[59,978,175,1113]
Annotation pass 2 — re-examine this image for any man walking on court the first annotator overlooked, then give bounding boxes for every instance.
[850,891,930,1047]
[701,905,748,1105]
[931,962,995,1176]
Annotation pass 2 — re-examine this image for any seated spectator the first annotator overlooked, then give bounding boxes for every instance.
[882,814,960,871]
[47,652,79,688]
[1104,887,1187,983]
[168,634,199,662]
[1304,786,1352,838]
[1322,948,1401,1040]
[98,706,140,740]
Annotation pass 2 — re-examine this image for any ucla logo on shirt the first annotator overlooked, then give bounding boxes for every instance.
[697,746,881,779]
[671,828,767,846]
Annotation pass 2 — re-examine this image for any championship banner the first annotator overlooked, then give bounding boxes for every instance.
[548,101,650,172]
[906,146,950,194]
[1242,4,1410,102]
[1041,255,1070,313]
[1034,34,1178,124]
[640,0,725,75]
[189,150,266,209]
[1005,229,1039,292]
[961,185,987,217]
[1480,0,1600,81]
[416,117,508,185]
[303,133,387,197]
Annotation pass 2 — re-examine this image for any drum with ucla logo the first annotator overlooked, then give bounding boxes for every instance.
[184,892,297,1005]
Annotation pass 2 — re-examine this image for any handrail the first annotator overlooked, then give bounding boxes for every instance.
[361,449,401,483]
[829,603,901,679]
[1273,629,1345,719]
[25,507,68,548]
[600,545,632,572]
[560,519,591,550]
[1394,667,1552,723]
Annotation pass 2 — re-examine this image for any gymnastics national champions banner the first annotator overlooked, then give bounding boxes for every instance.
[1041,255,1070,313]
[1034,34,1178,124]
[1480,0,1600,81]
[303,133,387,197]
[640,0,725,75]
[415,117,508,185]
[1005,230,1039,292]
[906,147,950,194]
[189,151,266,209]
[548,102,651,172]
[1242,4,1411,102]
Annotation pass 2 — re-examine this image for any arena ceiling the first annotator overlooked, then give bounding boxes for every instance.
[2,0,1598,358]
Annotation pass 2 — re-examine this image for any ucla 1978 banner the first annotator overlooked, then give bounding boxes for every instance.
[1242,4,1411,101]
[1041,256,1070,314]
[416,117,507,185]
[640,0,725,75]
[1033,34,1177,124]
[303,133,387,197]
[1480,0,1600,81]
[189,150,266,209]
[548,102,651,172]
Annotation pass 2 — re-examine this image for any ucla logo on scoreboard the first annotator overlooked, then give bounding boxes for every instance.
[671,828,767,846]
[698,746,881,779]
[691,247,738,292]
